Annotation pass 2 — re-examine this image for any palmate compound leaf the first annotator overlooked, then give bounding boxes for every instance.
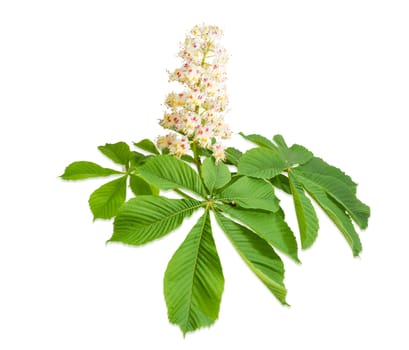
[201,157,231,194]
[88,176,127,220]
[214,211,288,305]
[216,176,280,212]
[237,134,369,256]
[60,161,122,180]
[293,173,363,256]
[138,155,207,197]
[164,209,224,335]
[288,172,319,249]
[109,196,203,246]
[218,204,300,263]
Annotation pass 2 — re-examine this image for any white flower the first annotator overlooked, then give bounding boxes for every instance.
[194,126,213,149]
[156,133,189,158]
[157,24,231,160]
[212,142,226,163]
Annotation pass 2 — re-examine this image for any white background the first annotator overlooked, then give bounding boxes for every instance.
[1,0,408,349]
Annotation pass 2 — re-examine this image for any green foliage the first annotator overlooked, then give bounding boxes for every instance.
[61,133,370,334]
[129,175,159,196]
[288,172,319,249]
[133,139,160,155]
[216,176,279,212]
[98,142,131,165]
[238,148,288,179]
[239,132,276,149]
[295,158,370,229]
[271,134,313,167]
[201,157,231,194]
[294,175,363,256]
[138,155,206,197]
[224,147,242,165]
[164,210,224,334]
[219,205,299,263]
[60,161,122,180]
[300,157,356,189]
[215,212,288,305]
[89,176,127,220]
[271,174,292,194]
[110,196,202,245]
[130,151,149,167]
[239,133,313,173]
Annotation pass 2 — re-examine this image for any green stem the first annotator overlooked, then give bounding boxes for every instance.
[191,142,202,178]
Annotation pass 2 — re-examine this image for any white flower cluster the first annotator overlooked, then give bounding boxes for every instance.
[157,24,231,163]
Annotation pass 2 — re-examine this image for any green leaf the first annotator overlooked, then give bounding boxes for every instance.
[295,165,370,229]
[60,161,122,180]
[307,172,368,229]
[98,142,131,165]
[224,147,242,166]
[300,157,357,191]
[297,175,362,256]
[138,155,206,197]
[288,172,319,249]
[239,133,277,150]
[240,133,313,167]
[88,176,127,220]
[214,212,287,304]
[272,135,313,167]
[272,134,288,148]
[109,196,202,246]
[133,139,160,155]
[217,176,279,212]
[219,205,299,263]
[284,144,313,166]
[238,148,288,179]
[129,175,159,196]
[164,210,224,334]
[201,157,231,194]
[197,147,213,157]
[271,174,292,194]
[129,151,149,167]
[181,154,195,163]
